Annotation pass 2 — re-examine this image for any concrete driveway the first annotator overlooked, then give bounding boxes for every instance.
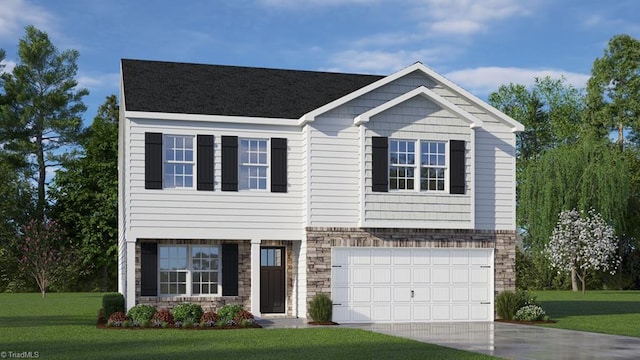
[259,318,640,359]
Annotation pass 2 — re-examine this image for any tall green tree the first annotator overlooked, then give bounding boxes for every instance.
[0,25,88,220]
[49,95,118,291]
[586,34,640,146]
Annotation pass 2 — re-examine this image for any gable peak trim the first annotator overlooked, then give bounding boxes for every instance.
[353,85,483,129]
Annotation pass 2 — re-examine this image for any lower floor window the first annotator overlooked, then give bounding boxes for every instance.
[159,245,219,296]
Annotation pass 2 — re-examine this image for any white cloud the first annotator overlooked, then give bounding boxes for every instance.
[77,72,120,92]
[417,0,536,36]
[445,66,590,97]
[0,0,54,41]
[325,47,459,74]
[0,59,16,74]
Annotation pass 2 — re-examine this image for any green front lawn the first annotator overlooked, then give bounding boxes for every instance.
[535,290,640,337]
[0,293,494,360]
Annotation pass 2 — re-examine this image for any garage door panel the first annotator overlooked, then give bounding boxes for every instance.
[433,268,450,283]
[393,287,412,302]
[393,249,412,265]
[373,287,391,302]
[452,287,470,302]
[331,247,494,323]
[413,249,431,265]
[413,268,430,283]
[353,268,371,284]
[452,268,469,283]
[353,287,371,302]
[393,305,412,321]
[373,268,391,284]
[393,268,411,283]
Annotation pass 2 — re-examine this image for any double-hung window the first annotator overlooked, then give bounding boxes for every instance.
[389,139,416,190]
[420,141,446,191]
[164,135,194,188]
[159,245,220,296]
[239,139,268,190]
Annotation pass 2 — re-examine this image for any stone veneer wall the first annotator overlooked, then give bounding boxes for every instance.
[305,227,516,308]
[136,239,251,312]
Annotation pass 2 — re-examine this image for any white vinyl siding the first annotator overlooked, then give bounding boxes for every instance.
[125,119,304,240]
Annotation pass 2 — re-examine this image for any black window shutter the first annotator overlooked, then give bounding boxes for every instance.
[450,140,466,194]
[197,135,215,191]
[372,136,389,192]
[222,243,239,296]
[221,136,238,191]
[140,243,158,296]
[145,132,163,189]
[271,138,287,193]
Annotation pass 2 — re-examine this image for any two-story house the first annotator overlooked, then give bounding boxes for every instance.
[118,59,523,323]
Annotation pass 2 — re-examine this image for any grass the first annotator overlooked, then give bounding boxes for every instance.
[0,293,495,360]
[534,290,640,337]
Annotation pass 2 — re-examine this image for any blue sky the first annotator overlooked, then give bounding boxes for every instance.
[1,0,639,125]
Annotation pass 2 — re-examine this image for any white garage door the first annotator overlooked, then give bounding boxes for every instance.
[331,247,494,323]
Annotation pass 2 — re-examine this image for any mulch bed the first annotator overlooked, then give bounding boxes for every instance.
[96,317,261,330]
[307,321,340,325]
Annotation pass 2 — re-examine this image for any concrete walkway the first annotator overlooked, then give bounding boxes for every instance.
[257,318,640,359]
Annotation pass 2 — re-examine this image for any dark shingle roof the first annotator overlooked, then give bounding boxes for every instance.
[121,59,384,119]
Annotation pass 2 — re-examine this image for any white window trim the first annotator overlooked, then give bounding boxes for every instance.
[158,244,221,297]
[163,134,196,190]
[388,138,449,193]
[239,138,270,191]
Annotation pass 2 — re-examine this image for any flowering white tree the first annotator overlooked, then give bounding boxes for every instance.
[546,209,620,293]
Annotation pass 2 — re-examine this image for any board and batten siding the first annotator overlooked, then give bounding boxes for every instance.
[362,95,473,229]
[125,118,305,240]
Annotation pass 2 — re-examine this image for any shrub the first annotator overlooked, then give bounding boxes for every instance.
[308,293,332,322]
[107,311,127,327]
[151,308,174,327]
[495,291,523,320]
[233,309,255,322]
[217,304,243,323]
[516,289,537,306]
[515,305,546,321]
[127,304,157,324]
[200,311,218,327]
[173,303,204,323]
[102,293,124,319]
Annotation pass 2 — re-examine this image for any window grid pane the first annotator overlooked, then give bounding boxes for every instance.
[240,139,268,190]
[389,140,416,190]
[420,141,446,191]
[159,245,219,296]
[164,135,194,189]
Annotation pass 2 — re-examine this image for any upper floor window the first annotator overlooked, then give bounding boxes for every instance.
[420,141,446,191]
[164,135,194,188]
[389,140,415,190]
[239,139,268,190]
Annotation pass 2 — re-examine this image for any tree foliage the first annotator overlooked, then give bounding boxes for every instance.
[546,209,620,293]
[0,25,88,220]
[49,95,118,291]
[586,34,640,145]
[17,219,70,297]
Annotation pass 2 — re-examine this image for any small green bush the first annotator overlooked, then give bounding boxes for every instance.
[217,304,243,323]
[495,291,523,320]
[514,304,546,321]
[127,304,157,324]
[172,303,204,323]
[308,293,332,322]
[102,293,124,319]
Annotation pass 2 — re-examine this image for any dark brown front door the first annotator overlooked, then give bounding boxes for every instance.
[260,247,285,313]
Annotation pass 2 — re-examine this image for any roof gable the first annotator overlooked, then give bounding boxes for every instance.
[121,59,382,119]
[353,86,483,129]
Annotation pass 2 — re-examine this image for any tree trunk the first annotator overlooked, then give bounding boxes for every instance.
[36,131,46,221]
[618,122,624,149]
[571,268,579,291]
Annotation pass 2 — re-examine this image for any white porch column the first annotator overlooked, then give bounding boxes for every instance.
[125,241,137,311]
[250,239,261,316]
